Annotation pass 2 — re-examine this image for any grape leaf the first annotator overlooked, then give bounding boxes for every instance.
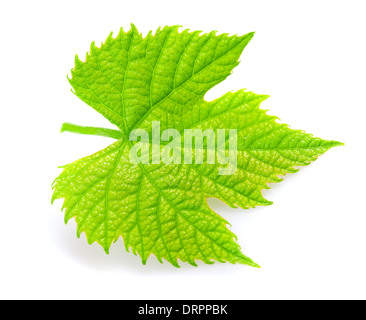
[52,25,342,267]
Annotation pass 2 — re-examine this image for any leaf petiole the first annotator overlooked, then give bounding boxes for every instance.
[61,123,124,140]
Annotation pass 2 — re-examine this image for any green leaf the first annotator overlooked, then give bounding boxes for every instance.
[52,25,342,267]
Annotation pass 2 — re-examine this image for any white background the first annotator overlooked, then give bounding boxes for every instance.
[1,0,365,300]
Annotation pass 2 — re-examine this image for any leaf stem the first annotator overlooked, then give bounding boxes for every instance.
[61,123,124,140]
